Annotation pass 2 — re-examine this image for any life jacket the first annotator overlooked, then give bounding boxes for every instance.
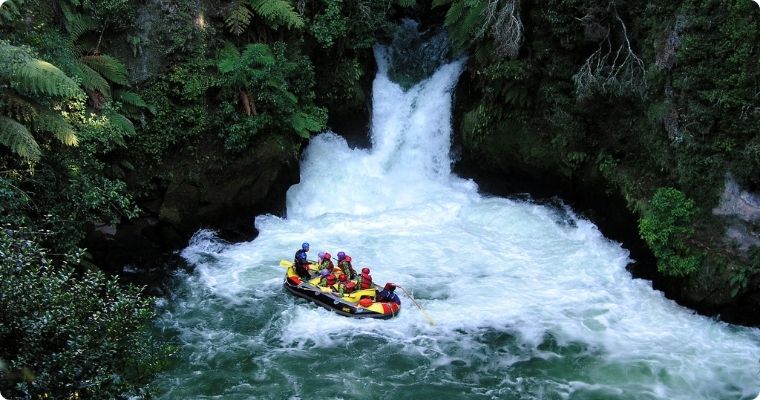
[359,272,373,289]
[345,281,356,294]
[320,258,334,272]
[294,249,307,266]
[338,260,355,279]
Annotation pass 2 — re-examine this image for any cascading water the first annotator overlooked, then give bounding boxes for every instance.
[152,43,760,399]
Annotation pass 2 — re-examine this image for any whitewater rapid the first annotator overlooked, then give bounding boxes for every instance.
[153,47,760,399]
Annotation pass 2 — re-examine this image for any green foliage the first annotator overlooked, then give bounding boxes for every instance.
[310,0,348,48]
[0,0,24,24]
[639,188,701,277]
[226,1,254,36]
[437,0,487,52]
[250,0,305,30]
[0,42,82,161]
[216,41,326,150]
[79,55,129,86]
[0,227,173,399]
[0,42,82,99]
[0,116,40,160]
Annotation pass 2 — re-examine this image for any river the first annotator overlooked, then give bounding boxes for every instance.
[151,46,760,400]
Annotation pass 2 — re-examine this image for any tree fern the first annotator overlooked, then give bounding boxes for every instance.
[443,0,488,51]
[291,109,326,138]
[241,43,276,68]
[0,91,37,123]
[249,0,304,30]
[0,0,24,24]
[0,116,41,161]
[104,110,135,137]
[0,43,82,98]
[114,90,148,109]
[80,55,128,86]
[61,3,96,46]
[75,62,111,98]
[225,1,253,35]
[36,111,78,146]
[218,43,242,74]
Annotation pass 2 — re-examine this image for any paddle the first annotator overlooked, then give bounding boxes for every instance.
[280,259,320,272]
[396,285,436,326]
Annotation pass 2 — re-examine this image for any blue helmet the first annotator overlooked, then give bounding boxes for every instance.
[337,251,346,260]
[302,242,309,250]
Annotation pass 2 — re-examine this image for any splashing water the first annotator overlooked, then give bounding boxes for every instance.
[153,47,760,399]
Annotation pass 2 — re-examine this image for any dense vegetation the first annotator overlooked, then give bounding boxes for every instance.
[1,0,759,396]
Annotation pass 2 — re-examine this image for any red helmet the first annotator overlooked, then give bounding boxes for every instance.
[345,255,352,262]
[326,275,335,285]
[362,267,370,274]
[324,252,331,260]
[384,282,396,291]
[346,281,356,290]
[339,274,347,282]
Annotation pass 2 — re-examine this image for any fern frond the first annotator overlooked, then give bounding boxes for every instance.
[290,108,326,138]
[36,111,78,146]
[114,90,148,108]
[0,91,38,123]
[225,2,253,35]
[62,4,96,43]
[218,42,242,73]
[104,111,135,138]
[446,1,486,50]
[80,55,128,86]
[74,62,111,98]
[241,43,275,67]
[431,0,452,8]
[0,0,23,24]
[444,0,465,26]
[249,0,304,30]
[0,43,82,98]
[0,116,41,161]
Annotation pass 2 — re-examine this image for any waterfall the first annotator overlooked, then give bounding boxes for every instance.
[153,41,760,400]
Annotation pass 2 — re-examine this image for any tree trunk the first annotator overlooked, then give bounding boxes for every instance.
[239,89,257,116]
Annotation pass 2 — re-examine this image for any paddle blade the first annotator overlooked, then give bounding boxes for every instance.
[279,260,293,268]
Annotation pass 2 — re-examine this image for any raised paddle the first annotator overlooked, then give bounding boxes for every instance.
[396,285,436,326]
[280,259,319,271]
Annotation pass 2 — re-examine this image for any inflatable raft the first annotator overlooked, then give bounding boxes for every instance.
[281,260,401,319]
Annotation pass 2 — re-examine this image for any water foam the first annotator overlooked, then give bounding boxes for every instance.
[155,46,760,399]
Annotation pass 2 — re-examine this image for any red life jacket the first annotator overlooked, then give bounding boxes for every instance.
[359,272,373,289]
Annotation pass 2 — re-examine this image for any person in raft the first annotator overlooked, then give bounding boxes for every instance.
[357,267,373,290]
[377,282,401,305]
[321,273,336,288]
[336,252,356,279]
[294,242,310,279]
[337,274,356,296]
[318,252,334,277]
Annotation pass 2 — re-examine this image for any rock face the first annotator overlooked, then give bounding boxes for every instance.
[713,174,760,252]
[85,138,299,271]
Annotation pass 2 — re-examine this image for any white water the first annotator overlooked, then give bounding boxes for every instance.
[156,48,760,399]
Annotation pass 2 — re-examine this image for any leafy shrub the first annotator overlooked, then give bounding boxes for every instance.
[0,227,173,399]
[639,187,701,276]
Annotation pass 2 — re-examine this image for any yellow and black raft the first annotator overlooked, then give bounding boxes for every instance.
[280,260,401,319]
